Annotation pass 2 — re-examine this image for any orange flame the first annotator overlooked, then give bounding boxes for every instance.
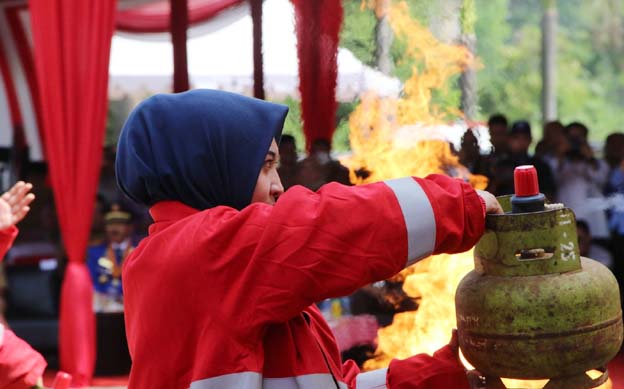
[344,0,484,187]
[343,0,485,371]
[369,252,474,363]
[347,2,611,388]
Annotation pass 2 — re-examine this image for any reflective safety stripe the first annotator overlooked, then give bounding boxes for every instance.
[191,372,345,388]
[384,178,436,266]
[264,374,342,388]
[191,372,262,388]
[355,368,387,389]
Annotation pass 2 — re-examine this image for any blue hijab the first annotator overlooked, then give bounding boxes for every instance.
[115,89,288,211]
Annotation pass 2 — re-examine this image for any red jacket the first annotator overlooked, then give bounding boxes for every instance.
[0,226,47,389]
[0,227,16,261]
[124,175,484,389]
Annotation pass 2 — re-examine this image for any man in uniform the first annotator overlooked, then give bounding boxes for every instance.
[87,203,134,313]
[86,202,134,375]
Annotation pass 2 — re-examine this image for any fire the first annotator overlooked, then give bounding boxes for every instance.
[345,2,612,388]
[369,252,474,363]
[345,0,484,187]
[343,0,485,370]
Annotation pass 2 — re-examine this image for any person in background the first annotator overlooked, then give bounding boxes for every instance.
[551,122,610,242]
[87,202,135,375]
[499,120,556,199]
[487,114,510,157]
[603,132,624,309]
[98,145,151,240]
[577,220,613,269]
[87,203,135,313]
[276,135,299,190]
[604,132,624,174]
[458,129,483,176]
[535,120,565,163]
[482,114,510,194]
[296,138,351,191]
[0,181,46,388]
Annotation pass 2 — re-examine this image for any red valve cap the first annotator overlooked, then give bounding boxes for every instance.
[514,165,540,197]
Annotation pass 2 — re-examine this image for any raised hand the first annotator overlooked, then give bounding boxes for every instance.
[0,182,35,231]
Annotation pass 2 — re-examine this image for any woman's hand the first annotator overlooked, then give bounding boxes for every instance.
[0,182,35,231]
[476,190,504,215]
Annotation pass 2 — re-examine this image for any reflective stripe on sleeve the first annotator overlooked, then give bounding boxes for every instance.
[384,177,436,266]
[191,372,344,388]
[191,372,262,388]
[264,374,342,388]
[356,368,388,389]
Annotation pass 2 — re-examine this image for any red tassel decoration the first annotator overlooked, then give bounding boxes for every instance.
[293,0,343,151]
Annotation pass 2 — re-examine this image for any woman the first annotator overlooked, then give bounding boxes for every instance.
[116,90,502,389]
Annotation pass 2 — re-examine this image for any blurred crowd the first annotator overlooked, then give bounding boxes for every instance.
[276,136,351,191]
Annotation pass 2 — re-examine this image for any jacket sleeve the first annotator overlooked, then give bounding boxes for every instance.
[385,344,470,389]
[341,343,470,389]
[341,360,388,389]
[233,174,485,324]
[0,324,47,389]
[0,226,17,261]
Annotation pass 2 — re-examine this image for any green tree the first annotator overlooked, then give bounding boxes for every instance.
[475,0,542,125]
[341,0,377,68]
[341,0,431,82]
[333,101,358,152]
[341,0,624,142]
[279,96,305,153]
[476,0,624,140]
[105,96,132,146]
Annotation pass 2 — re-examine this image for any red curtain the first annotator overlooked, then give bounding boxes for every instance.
[171,0,190,92]
[116,0,243,33]
[293,0,343,150]
[29,0,117,385]
[250,0,264,99]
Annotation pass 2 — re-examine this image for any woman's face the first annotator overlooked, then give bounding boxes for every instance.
[251,139,284,205]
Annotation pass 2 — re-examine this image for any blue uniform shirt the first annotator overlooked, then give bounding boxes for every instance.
[87,241,131,298]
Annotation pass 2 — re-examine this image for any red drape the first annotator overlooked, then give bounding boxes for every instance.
[116,0,244,33]
[250,0,264,99]
[171,0,190,92]
[293,0,343,151]
[28,0,117,385]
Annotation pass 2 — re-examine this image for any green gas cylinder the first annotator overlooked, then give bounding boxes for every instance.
[455,166,623,383]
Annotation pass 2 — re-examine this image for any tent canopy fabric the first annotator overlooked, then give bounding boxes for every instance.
[0,0,251,161]
[2,0,400,160]
[116,0,243,33]
[109,0,400,102]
